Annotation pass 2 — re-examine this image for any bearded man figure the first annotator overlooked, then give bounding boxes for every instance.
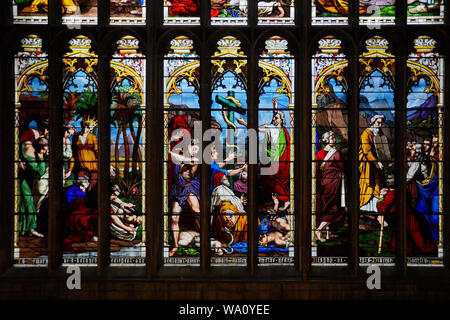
[210,171,248,246]
[359,114,386,226]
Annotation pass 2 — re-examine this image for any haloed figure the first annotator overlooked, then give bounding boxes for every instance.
[72,117,98,192]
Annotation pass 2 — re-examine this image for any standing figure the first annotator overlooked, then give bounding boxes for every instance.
[359,114,386,226]
[71,117,98,191]
[18,137,48,237]
[237,97,290,211]
[414,146,440,242]
[63,124,76,186]
[315,131,346,242]
[168,142,201,256]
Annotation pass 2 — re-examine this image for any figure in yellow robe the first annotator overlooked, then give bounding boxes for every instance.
[359,127,383,209]
[21,0,79,14]
[314,0,368,15]
[211,201,248,245]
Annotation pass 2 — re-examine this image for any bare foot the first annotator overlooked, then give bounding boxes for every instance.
[29,230,44,238]
[169,247,178,257]
[314,230,326,243]
[377,217,388,227]
[280,201,290,211]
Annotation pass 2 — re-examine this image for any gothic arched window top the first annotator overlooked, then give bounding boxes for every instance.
[164,36,199,109]
[259,36,295,109]
[111,35,146,104]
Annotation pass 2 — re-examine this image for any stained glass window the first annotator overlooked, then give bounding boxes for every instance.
[312,0,348,25]
[210,36,248,266]
[407,0,445,24]
[257,36,295,265]
[62,35,99,266]
[110,36,146,265]
[406,36,444,265]
[13,0,48,24]
[110,0,146,25]
[4,0,450,287]
[14,35,49,265]
[359,36,396,265]
[258,0,295,25]
[164,0,200,25]
[211,0,248,25]
[311,36,348,266]
[359,0,396,26]
[62,0,97,25]
[163,36,200,265]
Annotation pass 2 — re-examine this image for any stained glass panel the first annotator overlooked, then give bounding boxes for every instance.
[109,36,146,265]
[311,36,349,265]
[163,36,201,266]
[359,0,396,26]
[13,0,48,24]
[407,0,445,24]
[14,35,49,265]
[359,36,396,265]
[312,0,348,25]
[258,0,295,25]
[62,0,97,25]
[164,0,200,25]
[210,36,248,266]
[257,36,295,265]
[62,36,99,266]
[406,36,444,265]
[211,0,248,25]
[110,0,146,25]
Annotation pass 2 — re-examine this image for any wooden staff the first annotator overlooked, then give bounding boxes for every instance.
[378,215,384,254]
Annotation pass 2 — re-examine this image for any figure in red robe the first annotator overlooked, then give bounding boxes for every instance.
[168,0,200,17]
[314,131,346,242]
[238,98,290,209]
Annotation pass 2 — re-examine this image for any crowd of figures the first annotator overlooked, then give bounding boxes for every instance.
[166,0,292,18]
[18,116,143,253]
[314,113,440,255]
[166,96,292,258]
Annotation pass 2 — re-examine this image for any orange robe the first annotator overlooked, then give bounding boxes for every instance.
[315,0,367,15]
[359,128,383,208]
[73,132,98,172]
[211,201,248,245]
